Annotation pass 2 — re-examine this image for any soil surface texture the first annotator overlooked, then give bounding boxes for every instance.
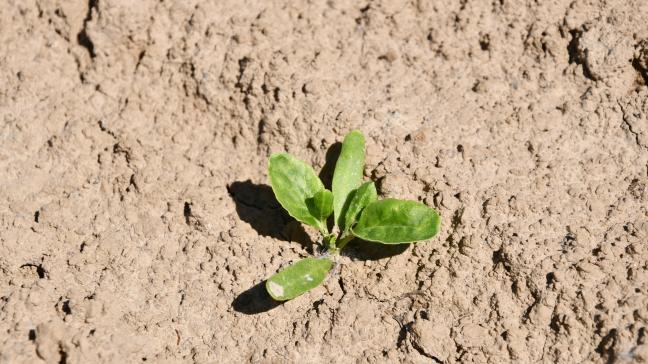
[1,0,648,363]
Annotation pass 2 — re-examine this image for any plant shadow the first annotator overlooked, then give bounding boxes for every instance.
[232,280,283,314]
[228,180,313,253]
[318,142,342,190]
[344,239,410,260]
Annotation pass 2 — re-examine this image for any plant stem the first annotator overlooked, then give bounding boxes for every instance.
[323,234,337,251]
[318,221,329,237]
[334,235,354,252]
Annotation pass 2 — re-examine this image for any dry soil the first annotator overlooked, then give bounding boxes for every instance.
[1,0,648,363]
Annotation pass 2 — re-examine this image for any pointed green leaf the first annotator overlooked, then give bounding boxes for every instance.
[306,189,334,222]
[268,153,324,229]
[332,130,365,227]
[351,199,440,244]
[265,257,333,301]
[341,181,377,232]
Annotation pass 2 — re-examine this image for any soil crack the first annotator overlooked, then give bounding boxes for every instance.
[77,0,98,58]
[617,101,646,149]
[411,338,443,363]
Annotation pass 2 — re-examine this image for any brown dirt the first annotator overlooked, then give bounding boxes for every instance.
[1,0,648,363]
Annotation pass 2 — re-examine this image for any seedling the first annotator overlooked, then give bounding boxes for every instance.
[264,130,440,301]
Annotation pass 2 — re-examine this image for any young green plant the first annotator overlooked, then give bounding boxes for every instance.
[265,130,440,301]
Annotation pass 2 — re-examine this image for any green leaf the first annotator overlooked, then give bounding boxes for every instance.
[341,181,377,233]
[265,257,333,301]
[332,130,365,227]
[268,153,324,229]
[351,199,440,244]
[306,189,334,222]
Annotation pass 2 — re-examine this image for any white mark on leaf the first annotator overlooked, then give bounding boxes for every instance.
[268,281,284,297]
[305,274,313,282]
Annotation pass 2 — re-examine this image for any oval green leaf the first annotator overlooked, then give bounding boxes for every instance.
[268,153,325,229]
[332,130,365,227]
[306,189,334,222]
[265,257,333,301]
[341,181,377,233]
[351,199,440,244]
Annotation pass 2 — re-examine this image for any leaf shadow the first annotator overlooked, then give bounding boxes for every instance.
[228,180,313,253]
[232,280,283,314]
[344,239,410,260]
[318,141,342,190]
